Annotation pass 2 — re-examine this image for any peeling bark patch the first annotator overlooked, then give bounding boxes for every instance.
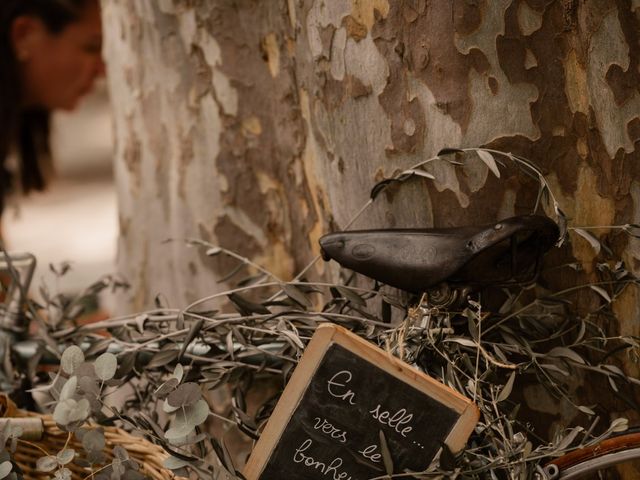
[373,2,492,137]
[123,120,142,193]
[261,32,281,77]
[604,5,640,107]
[563,49,589,115]
[242,116,263,137]
[342,15,368,41]
[349,0,390,30]
[214,214,261,259]
[347,75,372,98]
[517,0,543,35]
[378,66,425,153]
[318,24,336,60]
[628,118,640,144]
[203,1,315,278]
[190,46,213,101]
[562,0,578,31]
[178,126,195,200]
[452,0,482,35]
[488,76,499,95]
[524,48,537,69]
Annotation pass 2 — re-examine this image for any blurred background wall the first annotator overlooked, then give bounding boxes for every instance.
[3,80,116,295]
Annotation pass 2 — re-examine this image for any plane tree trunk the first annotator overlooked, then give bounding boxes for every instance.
[102,0,640,452]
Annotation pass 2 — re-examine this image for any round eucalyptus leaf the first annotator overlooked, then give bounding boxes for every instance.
[61,346,84,375]
[95,353,118,381]
[154,378,179,398]
[164,422,194,440]
[78,376,99,396]
[82,429,105,453]
[54,467,72,480]
[69,398,91,423]
[53,399,77,426]
[36,455,58,472]
[112,458,126,476]
[113,445,129,462]
[162,398,180,414]
[56,448,75,465]
[185,399,210,427]
[59,376,78,402]
[167,383,201,408]
[0,461,11,479]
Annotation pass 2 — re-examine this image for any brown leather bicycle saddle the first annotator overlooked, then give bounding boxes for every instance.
[319,215,559,294]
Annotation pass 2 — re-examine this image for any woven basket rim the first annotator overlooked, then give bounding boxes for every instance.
[0,395,177,480]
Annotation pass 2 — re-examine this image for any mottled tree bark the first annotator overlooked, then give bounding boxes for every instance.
[103,0,640,452]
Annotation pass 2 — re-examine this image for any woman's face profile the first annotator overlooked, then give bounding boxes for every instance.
[12,1,105,111]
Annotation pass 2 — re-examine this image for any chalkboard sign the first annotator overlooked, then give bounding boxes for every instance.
[244,324,479,479]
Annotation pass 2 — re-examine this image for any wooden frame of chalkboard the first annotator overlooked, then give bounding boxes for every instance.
[244,323,479,479]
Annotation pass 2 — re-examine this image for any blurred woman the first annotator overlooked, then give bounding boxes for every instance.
[0,0,104,221]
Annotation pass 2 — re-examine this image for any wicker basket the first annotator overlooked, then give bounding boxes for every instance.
[0,396,177,480]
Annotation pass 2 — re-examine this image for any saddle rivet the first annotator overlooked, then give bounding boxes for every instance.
[494,224,503,230]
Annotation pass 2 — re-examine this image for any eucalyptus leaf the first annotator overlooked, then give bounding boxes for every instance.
[61,346,84,375]
[155,378,180,398]
[53,399,77,426]
[164,422,195,441]
[82,429,105,453]
[167,383,201,408]
[113,445,129,462]
[59,376,78,402]
[56,448,75,465]
[0,461,10,479]
[162,399,180,414]
[36,455,58,472]
[95,353,118,381]
[185,399,210,426]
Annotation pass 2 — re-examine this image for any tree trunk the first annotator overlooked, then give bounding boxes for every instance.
[103,0,640,449]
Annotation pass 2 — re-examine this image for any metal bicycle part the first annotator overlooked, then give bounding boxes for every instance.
[541,432,640,479]
[542,448,640,478]
[0,252,36,334]
[0,252,37,393]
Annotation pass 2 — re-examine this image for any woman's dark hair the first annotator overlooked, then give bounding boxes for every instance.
[0,0,92,213]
